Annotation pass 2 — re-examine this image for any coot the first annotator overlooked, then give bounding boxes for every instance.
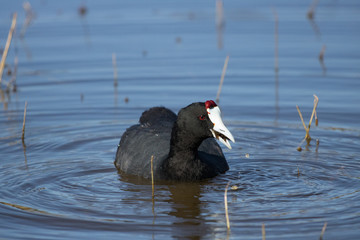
[115,100,235,181]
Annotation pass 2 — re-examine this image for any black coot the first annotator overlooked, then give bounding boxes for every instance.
[114,100,235,181]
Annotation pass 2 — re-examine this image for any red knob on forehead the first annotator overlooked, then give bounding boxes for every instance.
[205,100,217,109]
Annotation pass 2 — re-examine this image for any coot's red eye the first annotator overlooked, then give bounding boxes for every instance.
[198,115,206,121]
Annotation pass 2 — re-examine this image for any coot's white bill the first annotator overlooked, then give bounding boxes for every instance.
[207,105,235,149]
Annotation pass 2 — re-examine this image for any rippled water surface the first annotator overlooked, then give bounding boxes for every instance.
[1,1,360,239]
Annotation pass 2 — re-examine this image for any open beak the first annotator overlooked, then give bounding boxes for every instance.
[207,105,235,149]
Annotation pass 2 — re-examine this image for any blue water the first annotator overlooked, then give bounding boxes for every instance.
[1,0,360,239]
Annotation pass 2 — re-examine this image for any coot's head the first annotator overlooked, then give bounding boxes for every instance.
[176,100,235,149]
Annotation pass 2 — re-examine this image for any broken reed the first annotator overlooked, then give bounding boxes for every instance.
[22,101,28,144]
[224,180,231,231]
[296,94,319,151]
[0,13,17,85]
[216,55,229,103]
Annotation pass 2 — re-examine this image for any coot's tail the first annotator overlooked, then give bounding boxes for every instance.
[139,107,177,126]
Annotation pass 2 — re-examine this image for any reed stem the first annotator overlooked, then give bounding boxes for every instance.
[262,223,266,240]
[319,222,327,240]
[296,95,319,150]
[224,180,231,230]
[0,13,17,85]
[216,55,229,103]
[296,105,307,131]
[308,94,319,130]
[307,0,320,20]
[112,53,118,87]
[151,155,154,197]
[272,8,279,72]
[22,101,28,143]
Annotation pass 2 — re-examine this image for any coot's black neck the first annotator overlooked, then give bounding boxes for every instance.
[170,121,204,152]
[161,121,207,180]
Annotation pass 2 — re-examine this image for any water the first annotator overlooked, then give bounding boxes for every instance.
[1,0,360,239]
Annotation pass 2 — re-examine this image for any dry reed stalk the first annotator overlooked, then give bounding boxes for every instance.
[22,101,28,143]
[319,45,326,75]
[296,105,307,132]
[151,155,155,197]
[296,95,319,151]
[319,222,327,240]
[224,180,231,230]
[262,223,266,240]
[314,93,319,126]
[215,0,225,49]
[308,94,319,130]
[20,2,35,38]
[216,0,225,29]
[307,0,320,20]
[272,9,279,72]
[112,53,118,87]
[216,55,229,103]
[78,4,88,17]
[0,13,17,85]
[7,56,18,91]
[319,45,326,62]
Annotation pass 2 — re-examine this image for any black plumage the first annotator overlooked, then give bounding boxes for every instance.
[115,102,232,181]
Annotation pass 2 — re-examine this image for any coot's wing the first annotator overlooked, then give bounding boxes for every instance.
[198,138,229,174]
[115,107,177,179]
[115,125,172,179]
